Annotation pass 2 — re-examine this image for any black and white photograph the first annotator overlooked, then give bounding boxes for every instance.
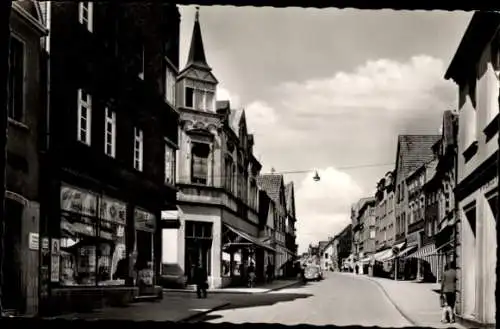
[0,1,498,329]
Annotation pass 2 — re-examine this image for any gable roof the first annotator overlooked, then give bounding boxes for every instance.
[318,240,330,252]
[228,108,244,136]
[395,135,441,182]
[257,174,284,204]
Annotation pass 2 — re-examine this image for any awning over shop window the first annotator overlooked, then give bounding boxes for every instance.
[359,256,371,263]
[387,245,417,260]
[392,242,405,250]
[435,239,455,253]
[405,243,437,260]
[373,248,394,262]
[223,223,277,253]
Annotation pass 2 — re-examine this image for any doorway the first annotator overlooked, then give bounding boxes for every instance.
[2,199,24,313]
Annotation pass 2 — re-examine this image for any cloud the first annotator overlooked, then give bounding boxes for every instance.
[217,86,241,109]
[295,168,363,254]
[217,56,456,253]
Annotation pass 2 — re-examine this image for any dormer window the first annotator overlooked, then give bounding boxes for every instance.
[185,87,194,108]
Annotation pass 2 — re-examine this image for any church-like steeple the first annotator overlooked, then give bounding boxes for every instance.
[186,7,210,70]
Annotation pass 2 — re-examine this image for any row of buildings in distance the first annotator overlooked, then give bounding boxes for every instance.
[314,11,498,329]
[4,1,298,317]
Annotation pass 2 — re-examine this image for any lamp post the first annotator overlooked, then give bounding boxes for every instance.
[0,0,12,316]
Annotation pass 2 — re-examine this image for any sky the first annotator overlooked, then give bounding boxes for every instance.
[178,6,473,254]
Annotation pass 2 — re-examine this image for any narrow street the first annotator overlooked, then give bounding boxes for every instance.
[189,272,411,327]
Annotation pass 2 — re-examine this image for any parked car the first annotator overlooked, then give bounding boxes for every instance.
[159,263,188,288]
[304,264,323,281]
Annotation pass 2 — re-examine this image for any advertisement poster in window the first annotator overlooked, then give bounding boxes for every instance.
[51,255,60,282]
[60,185,98,217]
[134,208,156,232]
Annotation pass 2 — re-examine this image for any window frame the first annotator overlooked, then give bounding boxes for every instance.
[77,88,92,146]
[164,61,177,106]
[138,45,145,80]
[133,127,144,172]
[78,2,94,32]
[185,86,194,108]
[164,141,175,185]
[7,33,26,123]
[104,107,116,158]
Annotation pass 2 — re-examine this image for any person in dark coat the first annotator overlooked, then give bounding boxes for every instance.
[194,262,208,298]
[441,261,457,323]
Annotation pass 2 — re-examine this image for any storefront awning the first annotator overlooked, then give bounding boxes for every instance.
[405,243,437,260]
[223,224,277,253]
[387,245,417,260]
[373,248,394,262]
[392,242,405,250]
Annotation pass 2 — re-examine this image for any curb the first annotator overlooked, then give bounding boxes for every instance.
[363,276,417,326]
[163,281,302,295]
[265,280,303,293]
[177,302,231,323]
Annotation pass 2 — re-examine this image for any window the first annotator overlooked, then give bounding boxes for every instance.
[59,186,127,287]
[78,2,93,32]
[133,128,143,171]
[464,203,476,237]
[77,89,92,145]
[8,36,24,122]
[164,64,176,105]
[487,192,498,220]
[104,108,116,158]
[191,143,210,184]
[185,87,194,108]
[325,253,328,259]
[164,143,175,185]
[138,45,145,80]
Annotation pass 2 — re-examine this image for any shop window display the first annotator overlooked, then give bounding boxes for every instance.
[134,208,156,288]
[59,185,127,286]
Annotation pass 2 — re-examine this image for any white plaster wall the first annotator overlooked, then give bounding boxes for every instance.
[177,205,222,288]
[458,201,476,319]
[162,229,178,264]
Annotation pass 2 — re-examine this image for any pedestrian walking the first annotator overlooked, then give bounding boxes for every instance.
[194,262,208,299]
[247,262,256,288]
[440,261,457,323]
[266,262,274,283]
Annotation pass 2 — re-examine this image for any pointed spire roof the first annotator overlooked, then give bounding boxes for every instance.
[186,7,210,70]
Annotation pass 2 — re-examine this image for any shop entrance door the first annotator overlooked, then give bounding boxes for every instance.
[185,240,211,284]
[2,199,24,313]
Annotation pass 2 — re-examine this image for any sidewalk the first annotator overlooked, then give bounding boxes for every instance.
[163,279,301,294]
[46,294,229,322]
[364,275,467,329]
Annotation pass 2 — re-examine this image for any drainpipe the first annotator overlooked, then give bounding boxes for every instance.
[0,0,12,316]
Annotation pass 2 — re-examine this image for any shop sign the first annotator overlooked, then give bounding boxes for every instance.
[60,185,97,217]
[100,196,127,224]
[406,232,419,246]
[51,255,60,282]
[134,208,156,232]
[29,232,39,251]
[481,177,497,193]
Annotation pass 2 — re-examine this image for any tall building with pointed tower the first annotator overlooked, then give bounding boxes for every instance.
[164,8,275,289]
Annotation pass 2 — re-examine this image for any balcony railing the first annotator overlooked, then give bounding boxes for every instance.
[177,183,259,225]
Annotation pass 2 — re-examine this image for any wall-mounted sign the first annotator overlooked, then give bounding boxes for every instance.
[60,185,97,216]
[134,208,156,232]
[51,255,60,282]
[29,233,39,251]
[100,196,127,224]
[51,238,60,255]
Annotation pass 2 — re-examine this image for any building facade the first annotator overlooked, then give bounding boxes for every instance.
[4,1,47,315]
[444,11,499,327]
[37,1,180,314]
[431,110,459,283]
[171,10,274,289]
[284,182,298,274]
[257,174,291,278]
[374,171,395,251]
